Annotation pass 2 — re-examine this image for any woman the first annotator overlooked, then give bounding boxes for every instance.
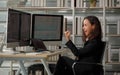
[53,16,104,75]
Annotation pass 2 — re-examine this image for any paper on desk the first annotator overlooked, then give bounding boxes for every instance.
[25,52,42,55]
[25,51,52,55]
[0,50,20,54]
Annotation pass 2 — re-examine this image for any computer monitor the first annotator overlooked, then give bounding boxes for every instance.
[19,11,31,46]
[7,8,20,48]
[6,8,31,48]
[32,14,63,41]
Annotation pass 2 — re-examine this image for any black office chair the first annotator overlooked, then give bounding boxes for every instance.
[28,64,44,75]
[72,42,106,75]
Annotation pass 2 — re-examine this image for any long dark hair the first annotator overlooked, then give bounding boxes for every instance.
[82,16,102,42]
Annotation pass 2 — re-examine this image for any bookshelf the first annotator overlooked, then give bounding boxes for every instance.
[0,0,120,74]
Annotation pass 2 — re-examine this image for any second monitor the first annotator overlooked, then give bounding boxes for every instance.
[32,14,63,41]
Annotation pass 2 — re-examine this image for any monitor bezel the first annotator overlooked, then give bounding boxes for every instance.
[6,8,31,48]
[32,14,63,41]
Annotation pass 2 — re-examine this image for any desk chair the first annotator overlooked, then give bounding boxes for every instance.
[28,64,44,75]
[28,63,56,75]
[72,41,106,75]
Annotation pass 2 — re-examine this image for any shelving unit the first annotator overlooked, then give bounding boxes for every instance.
[0,0,120,75]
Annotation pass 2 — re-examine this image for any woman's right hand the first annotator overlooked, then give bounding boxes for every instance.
[64,30,71,41]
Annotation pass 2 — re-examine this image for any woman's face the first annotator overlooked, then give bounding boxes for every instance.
[82,19,95,38]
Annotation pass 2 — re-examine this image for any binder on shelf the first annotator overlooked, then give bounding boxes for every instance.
[99,0,102,7]
[107,43,111,62]
[64,0,69,7]
[57,0,61,7]
[74,0,77,7]
[76,16,82,35]
[76,0,80,7]
[71,0,75,7]
[107,42,120,62]
[108,0,112,7]
[106,25,109,35]
[76,0,83,7]
[111,0,115,7]
[63,18,68,32]
[83,0,87,7]
[111,49,119,62]
[57,0,70,7]
[60,0,64,7]
[116,0,120,7]
[74,16,83,35]
[117,19,120,34]
[39,0,46,7]
[41,0,46,7]
[80,0,83,7]
[105,0,115,7]
[66,18,73,34]
[31,0,35,6]
[44,0,46,7]
[31,0,46,7]
[75,16,78,35]
[106,21,117,35]
[105,0,109,7]
[119,48,120,62]
[36,0,40,6]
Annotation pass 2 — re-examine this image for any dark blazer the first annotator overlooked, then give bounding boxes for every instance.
[65,38,104,64]
[53,38,105,75]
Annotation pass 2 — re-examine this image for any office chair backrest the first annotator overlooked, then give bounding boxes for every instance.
[101,41,107,75]
[100,41,106,63]
[72,41,106,75]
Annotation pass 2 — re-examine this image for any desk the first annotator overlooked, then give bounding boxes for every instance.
[0,50,66,75]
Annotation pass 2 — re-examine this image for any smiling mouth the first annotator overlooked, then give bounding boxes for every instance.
[84,31,87,33]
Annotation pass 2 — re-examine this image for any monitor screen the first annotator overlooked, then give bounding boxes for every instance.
[7,8,20,48]
[32,14,63,41]
[7,8,31,48]
[19,12,31,46]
